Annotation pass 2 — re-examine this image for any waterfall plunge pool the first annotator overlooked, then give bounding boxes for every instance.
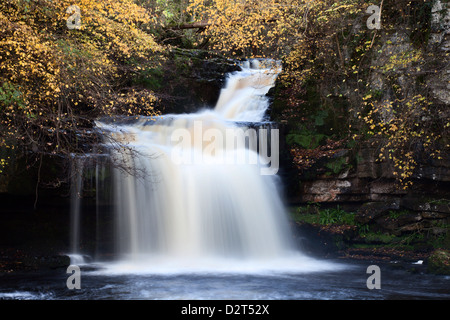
[0,259,449,300]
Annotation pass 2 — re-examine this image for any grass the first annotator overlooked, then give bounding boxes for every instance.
[361,232,398,244]
[292,204,355,226]
[387,209,411,219]
[291,202,450,252]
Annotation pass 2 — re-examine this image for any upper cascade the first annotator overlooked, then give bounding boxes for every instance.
[214,59,282,122]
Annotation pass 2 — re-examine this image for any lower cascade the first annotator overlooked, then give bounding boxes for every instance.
[70,59,338,273]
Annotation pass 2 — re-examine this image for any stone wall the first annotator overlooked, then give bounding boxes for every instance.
[293,145,449,204]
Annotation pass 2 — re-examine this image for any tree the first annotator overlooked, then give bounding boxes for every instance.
[0,0,165,175]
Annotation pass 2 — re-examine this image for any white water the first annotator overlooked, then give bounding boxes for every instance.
[214,59,280,121]
[89,60,341,274]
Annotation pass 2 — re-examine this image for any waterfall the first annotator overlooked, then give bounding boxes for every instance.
[214,59,281,121]
[69,154,111,264]
[70,156,84,255]
[73,59,336,273]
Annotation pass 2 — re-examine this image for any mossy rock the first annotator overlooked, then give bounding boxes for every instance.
[427,249,450,275]
[355,200,400,225]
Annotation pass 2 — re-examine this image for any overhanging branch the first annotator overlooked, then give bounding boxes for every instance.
[167,21,210,30]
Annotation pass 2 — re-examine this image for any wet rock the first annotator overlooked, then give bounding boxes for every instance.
[414,164,450,182]
[430,203,450,215]
[401,197,450,214]
[356,148,395,179]
[291,222,355,258]
[375,216,400,234]
[23,254,71,270]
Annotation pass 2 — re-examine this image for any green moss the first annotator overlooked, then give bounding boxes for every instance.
[286,131,326,149]
[133,66,165,91]
[388,209,412,219]
[292,205,356,226]
[428,199,450,206]
[325,157,351,175]
[360,232,398,244]
[291,212,320,225]
[428,249,450,275]
[350,243,387,249]
[0,82,26,110]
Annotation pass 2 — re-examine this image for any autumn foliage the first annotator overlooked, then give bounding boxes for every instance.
[187,0,448,188]
[0,0,164,173]
[0,0,448,189]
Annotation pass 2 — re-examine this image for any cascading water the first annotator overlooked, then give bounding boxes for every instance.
[2,61,447,301]
[68,153,112,265]
[214,59,280,121]
[77,59,338,273]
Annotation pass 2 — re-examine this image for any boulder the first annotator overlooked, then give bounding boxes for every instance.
[375,216,399,234]
[355,200,400,224]
[397,213,423,225]
[427,249,450,275]
[22,254,71,270]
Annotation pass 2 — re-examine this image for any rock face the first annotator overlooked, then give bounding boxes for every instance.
[291,144,450,204]
[354,198,450,237]
[428,0,450,106]
[156,48,241,114]
[287,141,450,257]
[276,2,450,207]
[429,0,450,52]
[291,197,449,262]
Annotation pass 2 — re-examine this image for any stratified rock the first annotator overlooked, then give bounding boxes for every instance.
[375,216,399,234]
[401,197,450,213]
[300,179,352,202]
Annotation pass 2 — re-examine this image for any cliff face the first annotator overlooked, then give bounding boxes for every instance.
[295,144,449,204]
[153,48,241,114]
[277,0,450,206]
[428,1,450,103]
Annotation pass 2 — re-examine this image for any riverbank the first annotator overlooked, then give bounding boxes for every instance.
[289,201,450,275]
